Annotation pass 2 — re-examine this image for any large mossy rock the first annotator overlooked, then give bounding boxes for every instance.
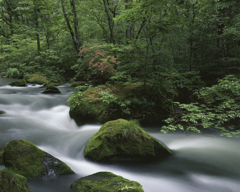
[68,83,143,125]
[9,79,27,87]
[70,172,144,192]
[84,119,171,162]
[0,169,30,192]
[26,74,49,85]
[3,139,74,178]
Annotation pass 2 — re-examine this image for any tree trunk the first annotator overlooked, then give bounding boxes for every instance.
[103,0,115,44]
[33,3,41,54]
[61,0,79,53]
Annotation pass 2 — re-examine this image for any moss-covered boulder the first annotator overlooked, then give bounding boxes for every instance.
[0,169,30,192]
[68,83,143,125]
[26,74,49,85]
[84,119,171,162]
[42,86,61,94]
[3,139,74,178]
[9,79,27,87]
[70,172,144,192]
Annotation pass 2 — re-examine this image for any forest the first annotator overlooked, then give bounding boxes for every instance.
[1,0,240,137]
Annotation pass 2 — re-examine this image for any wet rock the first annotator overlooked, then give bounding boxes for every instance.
[3,139,74,178]
[0,169,30,192]
[0,110,5,114]
[42,86,61,94]
[9,79,27,87]
[84,119,172,162]
[70,172,144,192]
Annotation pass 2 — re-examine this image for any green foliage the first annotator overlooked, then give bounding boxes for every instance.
[162,75,240,137]
[6,68,19,78]
[109,71,132,85]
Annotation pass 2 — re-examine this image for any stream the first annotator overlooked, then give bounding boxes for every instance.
[0,78,240,192]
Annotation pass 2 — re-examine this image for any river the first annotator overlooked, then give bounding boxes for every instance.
[0,78,239,192]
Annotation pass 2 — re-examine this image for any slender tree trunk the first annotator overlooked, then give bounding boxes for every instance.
[33,4,41,54]
[70,0,81,48]
[103,0,115,44]
[61,0,79,53]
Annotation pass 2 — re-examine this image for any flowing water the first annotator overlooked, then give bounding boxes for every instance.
[0,78,240,192]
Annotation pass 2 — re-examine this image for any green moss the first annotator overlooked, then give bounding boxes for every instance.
[46,83,58,87]
[26,74,49,85]
[9,79,27,86]
[3,139,74,178]
[0,168,30,192]
[84,119,171,162]
[70,172,144,192]
[70,81,87,87]
[58,163,75,175]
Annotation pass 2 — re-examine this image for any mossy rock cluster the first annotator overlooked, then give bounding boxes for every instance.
[3,139,74,178]
[68,83,143,125]
[0,169,30,192]
[71,172,144,192]
[9,79,27,87]
[84,119,171,162]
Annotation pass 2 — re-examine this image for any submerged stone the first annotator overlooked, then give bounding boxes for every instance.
[70,172,144,192]
[3,139,74,178]
[0,169,30,192]
[84,119,171,162]
[9,79,27,87]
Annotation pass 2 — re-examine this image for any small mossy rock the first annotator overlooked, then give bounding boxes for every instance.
[9,79,27,87]
[70,172,144,192]
[42,87,61,94]
[0,169,30,192]
[84,119,172,162]
[3,139,74,178]
[70,81,87,87]
[46,86,59,91]
[0,110,5,114]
